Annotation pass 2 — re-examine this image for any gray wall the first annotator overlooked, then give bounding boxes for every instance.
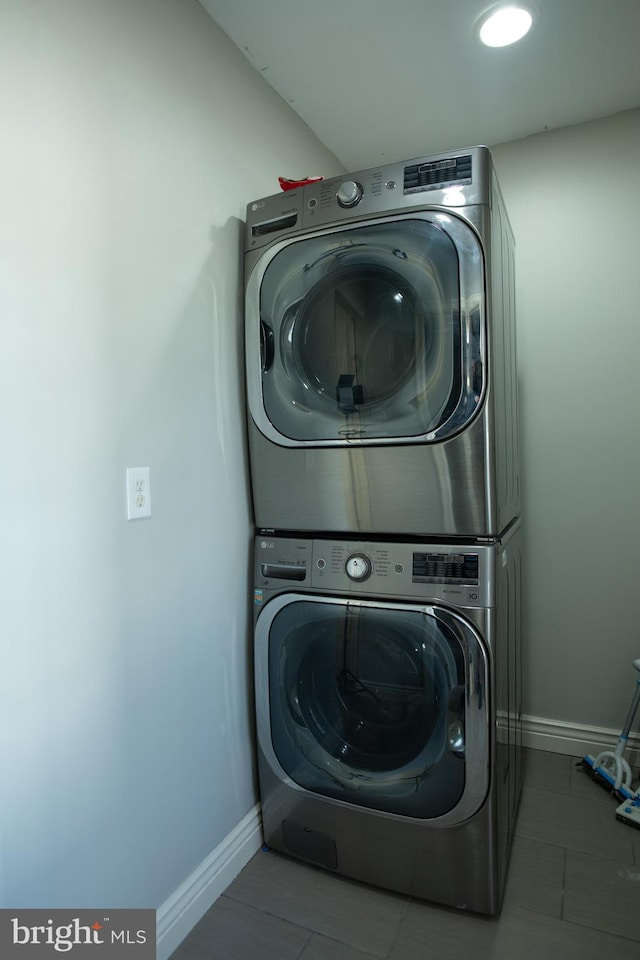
[493,108,640,730]
[0,0,342,911]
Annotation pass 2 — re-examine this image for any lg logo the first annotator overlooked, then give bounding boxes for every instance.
[260,541,275,550]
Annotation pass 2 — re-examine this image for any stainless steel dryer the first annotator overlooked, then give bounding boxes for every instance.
[253,522,522,914]
[245,145,519,537]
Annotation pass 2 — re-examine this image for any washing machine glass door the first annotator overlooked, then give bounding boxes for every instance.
[248,213,484,446]
[256,595,489,820]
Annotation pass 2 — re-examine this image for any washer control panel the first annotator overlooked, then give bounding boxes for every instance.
[254,536,493,607]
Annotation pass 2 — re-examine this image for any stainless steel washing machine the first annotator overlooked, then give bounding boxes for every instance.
[253,522,522,914]
[245,145,519,537]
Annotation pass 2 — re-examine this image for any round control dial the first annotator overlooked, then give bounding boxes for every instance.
[336,180,364,208]
[345,553,372,581]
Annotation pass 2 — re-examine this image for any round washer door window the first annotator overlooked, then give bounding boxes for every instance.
[250,213,484,445]
[261,597,487,819]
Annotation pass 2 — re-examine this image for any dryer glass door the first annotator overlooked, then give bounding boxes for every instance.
[251,213,484,445]
[259,596,489,820]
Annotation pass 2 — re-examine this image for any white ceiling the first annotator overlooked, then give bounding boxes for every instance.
[199,0,640,172]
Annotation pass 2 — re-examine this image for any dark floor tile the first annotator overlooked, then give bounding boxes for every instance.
[615,798,640,862]
[389,901,640,960]
[632,820,640,863]
[299,933,380,960]
[515,785,635,861]
[224,849,407,958]
[170,896,309,960]
[523,748,571,794]
[503,835,564,918]
[388,899,499,960]
[564,849,640,942]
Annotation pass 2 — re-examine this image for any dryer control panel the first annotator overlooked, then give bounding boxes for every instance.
[254,535,494,608]
[245,146,491,252]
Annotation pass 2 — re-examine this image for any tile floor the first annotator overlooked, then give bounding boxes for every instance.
[170,750,640,960]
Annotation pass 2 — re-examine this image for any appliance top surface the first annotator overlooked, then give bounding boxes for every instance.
[245,146,492,248]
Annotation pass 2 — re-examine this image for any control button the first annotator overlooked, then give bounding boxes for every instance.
[345,553,372,581]
[394,563,404,574]
[316,558,326,569]
[336,180,364,208]
[385,180,396,190]
[308,198,317,209]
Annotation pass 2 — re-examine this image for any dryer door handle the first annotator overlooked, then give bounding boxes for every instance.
[260,319,275,372]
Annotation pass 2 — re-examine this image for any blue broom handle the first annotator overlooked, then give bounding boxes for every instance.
[620,672,640,741]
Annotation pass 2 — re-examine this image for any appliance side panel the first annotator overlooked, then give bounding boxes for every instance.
[505,523,524,815]
[489,170,520,532]
[495,521,523,876]
[487,591,508,901]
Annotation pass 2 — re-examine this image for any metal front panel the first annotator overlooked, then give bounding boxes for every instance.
[258,763,502,912]
[249,407,496,536]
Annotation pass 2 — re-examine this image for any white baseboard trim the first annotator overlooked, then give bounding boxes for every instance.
[156,804,263,960]
[522,714,640,767]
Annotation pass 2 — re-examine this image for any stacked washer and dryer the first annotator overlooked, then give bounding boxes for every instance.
[243,146,522,914]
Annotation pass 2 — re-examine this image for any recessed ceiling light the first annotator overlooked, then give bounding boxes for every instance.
[478,4,535,48]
